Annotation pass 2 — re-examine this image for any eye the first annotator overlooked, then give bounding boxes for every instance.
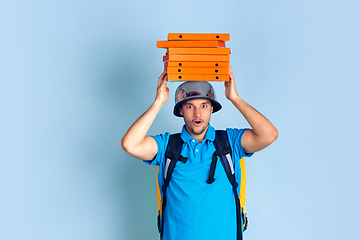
[201,104,208,108]
[186,105,193,109]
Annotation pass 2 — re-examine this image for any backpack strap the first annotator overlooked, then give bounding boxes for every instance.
[208,130,243,240]
[163,134,187,190]
[159,133,187,239]
[207,130,232,184]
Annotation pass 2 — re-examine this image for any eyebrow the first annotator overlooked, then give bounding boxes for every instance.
[184,101,211,106]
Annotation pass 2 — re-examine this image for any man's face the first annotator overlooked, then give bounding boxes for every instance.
[179,98,213,138]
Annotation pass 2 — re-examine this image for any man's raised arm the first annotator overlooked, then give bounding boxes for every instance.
[224,65,278,154]
[121,69,169,160]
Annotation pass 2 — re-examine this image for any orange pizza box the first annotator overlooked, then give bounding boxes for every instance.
[168,33,230,41]
[164,61,230,68]
[167,73,229,81]
[163,54,230,62]
[167,67,229,75]
[157,40,226,48]
[167,48,231,55]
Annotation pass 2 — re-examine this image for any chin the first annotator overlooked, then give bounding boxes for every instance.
[188,125,208,136]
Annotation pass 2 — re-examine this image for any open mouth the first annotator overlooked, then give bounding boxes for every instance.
[193,120,202,127]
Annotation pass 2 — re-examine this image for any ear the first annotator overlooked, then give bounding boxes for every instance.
[211,105,213,113]
[179,107,183,116]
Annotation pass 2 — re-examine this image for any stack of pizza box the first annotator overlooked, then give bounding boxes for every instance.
[157,33,230,81]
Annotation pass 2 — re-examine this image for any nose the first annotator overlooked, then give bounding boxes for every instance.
[194,107,200,117]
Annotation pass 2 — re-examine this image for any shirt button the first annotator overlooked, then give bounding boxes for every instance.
[195,149,198,152]
[192,139,196,143]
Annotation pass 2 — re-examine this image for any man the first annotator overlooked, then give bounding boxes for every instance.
[121,66,278,240]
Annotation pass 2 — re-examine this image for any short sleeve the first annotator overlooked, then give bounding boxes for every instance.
[226,128,254,161]
[143,132,171,166]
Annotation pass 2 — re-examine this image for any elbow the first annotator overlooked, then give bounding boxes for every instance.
[121,137,132,154]
[257,128,277,151]
[268,127,278,145]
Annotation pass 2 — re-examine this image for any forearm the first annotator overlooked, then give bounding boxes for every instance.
[122,69,168,159]
[231,96,278,151]
[225,65,277,152]
[121,100,163,156]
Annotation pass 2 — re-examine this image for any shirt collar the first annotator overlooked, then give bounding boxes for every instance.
[180,124,216,143]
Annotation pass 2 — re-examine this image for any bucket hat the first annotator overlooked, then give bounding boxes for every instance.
[173,81,222,117]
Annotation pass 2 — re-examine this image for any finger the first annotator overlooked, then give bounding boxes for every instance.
[159,72,168,89]
[229,71,234,83]
[158,70,167,87]
[159,70,166,80]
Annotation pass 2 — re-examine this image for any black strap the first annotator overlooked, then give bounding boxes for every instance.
[217,129,230,149]
[232,184,242,240]
[207,131,231,184]
[165,133,187,163]
[210,130,243,240]
[206,152,218,184]
[163,134,185,189]
[159,133,186,239]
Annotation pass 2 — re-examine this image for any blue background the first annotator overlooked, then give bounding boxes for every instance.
[1,0,359,239]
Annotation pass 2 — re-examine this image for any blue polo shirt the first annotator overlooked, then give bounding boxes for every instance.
[145,124,253,240]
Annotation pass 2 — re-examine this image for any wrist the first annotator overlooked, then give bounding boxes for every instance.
[229,94,242,104]
[153,99,165,108]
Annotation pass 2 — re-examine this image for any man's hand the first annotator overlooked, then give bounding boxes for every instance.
[224,64,240,102]
[155,68,169,105]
